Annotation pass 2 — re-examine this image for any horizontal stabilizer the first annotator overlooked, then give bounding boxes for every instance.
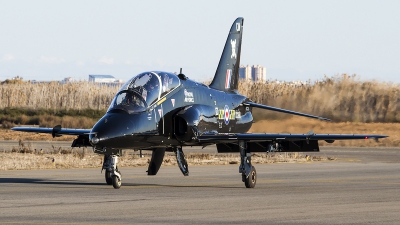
[244,102,331,121]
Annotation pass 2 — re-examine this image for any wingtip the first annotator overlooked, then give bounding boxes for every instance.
[320,117,331,121]
[370,135,388,140]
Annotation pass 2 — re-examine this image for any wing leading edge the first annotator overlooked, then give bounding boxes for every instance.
[11,126,91,136]
[12,125,92,147]
[197,133,388,143]
[198,132,388,153]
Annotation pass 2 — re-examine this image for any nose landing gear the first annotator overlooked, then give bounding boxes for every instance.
[105,170,112,185]
[103,155,122,189]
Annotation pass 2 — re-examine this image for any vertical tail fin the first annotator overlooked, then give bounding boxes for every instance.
[209,17,244,92]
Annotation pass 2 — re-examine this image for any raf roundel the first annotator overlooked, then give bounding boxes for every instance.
[224,105,230,125]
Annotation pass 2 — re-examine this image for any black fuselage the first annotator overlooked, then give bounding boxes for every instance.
[89,76,253,151]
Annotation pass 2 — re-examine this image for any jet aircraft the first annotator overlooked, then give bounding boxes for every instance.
[12,17,387,189]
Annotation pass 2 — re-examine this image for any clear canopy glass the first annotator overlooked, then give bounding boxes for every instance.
[108,71,180,113]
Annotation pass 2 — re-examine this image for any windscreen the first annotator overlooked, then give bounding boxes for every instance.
[110,71,181,113]
[108,91,147,113]
[129,73,161,106]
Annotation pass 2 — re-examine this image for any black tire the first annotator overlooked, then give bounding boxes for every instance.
[178,159,189,176]
[244,166,257,188]
[176,150,189,176]
[112,175,121,189]
[105,171,112,185]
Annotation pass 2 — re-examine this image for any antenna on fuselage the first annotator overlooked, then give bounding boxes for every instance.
[178,68,188,80]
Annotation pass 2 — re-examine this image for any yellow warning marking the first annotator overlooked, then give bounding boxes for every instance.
[157,97,166,105]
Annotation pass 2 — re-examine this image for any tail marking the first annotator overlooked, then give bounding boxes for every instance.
[225,69,232,89]
[231,39,237,59]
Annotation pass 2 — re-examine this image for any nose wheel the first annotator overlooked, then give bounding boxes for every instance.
[103,155,122,189]
[112,170,122,189]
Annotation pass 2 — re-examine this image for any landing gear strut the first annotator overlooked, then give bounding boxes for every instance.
[239,141,257,188]
[175,147,189,176]
[105,169,112,185]
[103,155,122,189]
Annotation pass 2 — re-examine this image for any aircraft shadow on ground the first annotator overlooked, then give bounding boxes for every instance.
[0,177,242,189]
[0,178,104,186]
[121,181,244,189]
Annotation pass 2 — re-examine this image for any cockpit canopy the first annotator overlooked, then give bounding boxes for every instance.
[108,71,181,114]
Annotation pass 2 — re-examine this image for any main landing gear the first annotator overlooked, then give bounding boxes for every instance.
[239,140,257,188]
[101,144,253,189]
[103,155,122,189]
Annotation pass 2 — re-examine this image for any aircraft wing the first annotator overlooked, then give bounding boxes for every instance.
[243,102,331,121]
[198,132,388,153]
[197,133,388,143]
[11,125,91,137]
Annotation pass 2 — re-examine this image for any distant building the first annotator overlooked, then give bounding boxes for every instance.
[12,75,23,80]
[239,65,252,80]
[239,65,266,82]
[88,74,124,86]
[252,65,267,82]
[89,75,116,83]
[61,77,75,83]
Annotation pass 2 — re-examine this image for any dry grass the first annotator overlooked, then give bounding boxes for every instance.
[0,74,398,146]
[1,113,100,129]
[0,81,119,110]
[0,151,326,171]
[36,115,97,129]
[240,74,400,122]
[0,128,75,141]
[1,74,400,124]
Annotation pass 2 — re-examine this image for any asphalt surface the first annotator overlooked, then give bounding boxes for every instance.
[1,145,400,224]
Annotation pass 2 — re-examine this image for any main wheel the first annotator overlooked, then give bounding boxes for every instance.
[105,171,112,185]
[244,166,257,188]
[112,175,121,189]
[176,150,189,176]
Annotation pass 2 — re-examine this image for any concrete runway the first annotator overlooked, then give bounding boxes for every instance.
[1,147,400,224]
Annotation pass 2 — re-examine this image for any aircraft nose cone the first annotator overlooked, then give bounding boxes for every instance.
[88,112,138,149]
[88,111,156,150]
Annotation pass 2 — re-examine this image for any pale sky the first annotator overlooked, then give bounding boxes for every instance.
[1,0,399,83]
